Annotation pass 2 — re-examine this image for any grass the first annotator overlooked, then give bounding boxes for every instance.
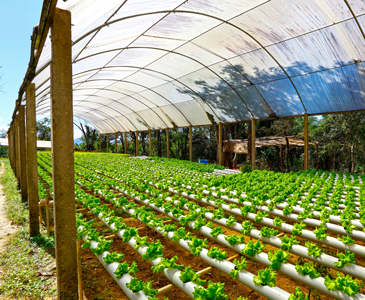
[0,160,57,299]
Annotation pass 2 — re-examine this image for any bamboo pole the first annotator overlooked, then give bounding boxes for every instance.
[149,130,152,157]
[50,8,78,298]
[251,119,256,170]
[304,113,309,170]
[189,125,193,161]
[166,128,170,158]
[218,123,222,165]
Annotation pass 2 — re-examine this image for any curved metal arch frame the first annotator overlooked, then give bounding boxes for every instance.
[70,8,312,115]
[34,82,192,130]
[74,111,120,133]
[74,46,255,119]
[72,80,194,127]
[34,2,365,133]
[75,107,134,132]
[73,93,169,130]
[72,64,223,122]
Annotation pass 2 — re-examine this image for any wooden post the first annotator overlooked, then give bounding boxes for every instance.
[280,145,284,173]
[99,133,101,152]
[218,123,222,165]
[15,114,20,182]
[26,83,40,237]
[18,105,28,202]
[251,119,256,170]
[136,131,139,156]
[106,134,109,153]
[316,143,319,170]
[189,125,193,161]
[51,8,78,299]
[124,132,127,154]
[166,129,170,158]
[284,132,290,172]
[115,132,118,153]
[77,240,83,300]
[149,130,152,157]
[304,113,309,170]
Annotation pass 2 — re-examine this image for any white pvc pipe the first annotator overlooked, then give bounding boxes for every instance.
[119,192,365,300]
[79,229,150,300]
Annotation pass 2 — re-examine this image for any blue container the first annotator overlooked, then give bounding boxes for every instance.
[199,159,208,164]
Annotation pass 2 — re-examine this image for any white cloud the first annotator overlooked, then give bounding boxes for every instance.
[0,125,8,131]
[0,116,3,122]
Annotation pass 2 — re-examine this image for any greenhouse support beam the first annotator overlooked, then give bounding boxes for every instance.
[251,119,256,170]
[218,123,222,165]
[304,113,309,170]
[136,131,139,156]
[106,134,109,153]
[8,126,13,172]
[149,130,152,156]
[18,105,28,202]
[166,128,170,158]
[50,8,78,299]
[15,114,20,183]
[124,132,127,154]
[115,132,118,153]
[99,133,101,152]
[189,125,192,161]
[12,123,16,174]
[26,83,40,237]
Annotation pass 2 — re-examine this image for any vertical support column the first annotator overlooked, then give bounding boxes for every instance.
[136,131,139,156]
[149,130,152,157]
[26,83,40,237]
[99,133,101,152]
[316,143,319,170]
[189,125,193,161]
[15,114,20,182]
[251,119,256,170]
[218,123,222,165]
[18,105,28,202]
[115,132,118,153]
[7,127,12,170]
[166,128,170,158]
[304,113,309,170]
[106,134,109,153]
[13,122,18,176]
[124,132,127,154]
[51,8,78,299]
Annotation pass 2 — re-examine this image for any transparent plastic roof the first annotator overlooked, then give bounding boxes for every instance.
[33,0,365,133]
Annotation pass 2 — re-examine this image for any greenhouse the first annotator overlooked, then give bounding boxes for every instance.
[3,0,365,299]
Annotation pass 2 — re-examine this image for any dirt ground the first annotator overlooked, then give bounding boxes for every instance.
[0,162,17,299]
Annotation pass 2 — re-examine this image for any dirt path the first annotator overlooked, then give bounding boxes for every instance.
[0,162,17,293]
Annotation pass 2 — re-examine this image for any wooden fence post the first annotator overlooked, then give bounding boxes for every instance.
[26,83,40,237]
[51,8,78,298]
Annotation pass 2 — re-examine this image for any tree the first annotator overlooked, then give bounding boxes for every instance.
[36,117,51,141]
[74,122,98,151]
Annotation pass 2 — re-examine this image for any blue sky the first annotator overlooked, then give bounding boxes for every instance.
[0,1,43,131]
[0,1,82,138]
